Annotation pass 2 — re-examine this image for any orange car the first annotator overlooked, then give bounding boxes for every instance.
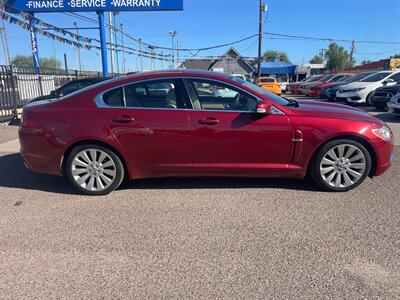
[256,77,282,95]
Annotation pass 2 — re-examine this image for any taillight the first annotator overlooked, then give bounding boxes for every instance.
[21,115,41,129]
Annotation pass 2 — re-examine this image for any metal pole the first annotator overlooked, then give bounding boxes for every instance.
[73,22,82,72]
[113,13,120,74]
[97,12,108,77]
[1,20,11,65]
[109,12,115,75]
[138,39,143,72]
[29,13,41,74]
[120,23,126,74]
[64,53,69,78]
[169,31,176,69]
[161,51,164,70]
[176,40,180,68]
[257,0,263,79]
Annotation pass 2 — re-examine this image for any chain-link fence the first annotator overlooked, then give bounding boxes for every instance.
[0,65,103,123]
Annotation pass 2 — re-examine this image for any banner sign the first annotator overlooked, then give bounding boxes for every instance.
[5,0,183,12]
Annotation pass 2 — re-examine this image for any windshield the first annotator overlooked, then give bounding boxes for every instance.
[346,72,374,83]
[230,76,290,106]
[307,76,324,82]
[360,72,391,82]
[319,74,335,82]
[260,78,276,83]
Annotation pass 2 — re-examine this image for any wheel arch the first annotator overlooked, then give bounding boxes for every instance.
[307,134,377,178]
[61,139,130,179]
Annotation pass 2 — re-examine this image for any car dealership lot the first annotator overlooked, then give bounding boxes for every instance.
[0,103,399,298]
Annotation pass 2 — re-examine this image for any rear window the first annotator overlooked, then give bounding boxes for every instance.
[103,87,124,107]
[260,78,276,83]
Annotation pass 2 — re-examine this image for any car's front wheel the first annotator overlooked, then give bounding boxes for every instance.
[66,144,125,195]
[311,140,371,192]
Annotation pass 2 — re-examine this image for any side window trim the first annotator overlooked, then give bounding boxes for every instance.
[182,77,261,113]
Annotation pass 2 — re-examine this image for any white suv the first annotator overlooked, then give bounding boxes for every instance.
[336,71,400,104]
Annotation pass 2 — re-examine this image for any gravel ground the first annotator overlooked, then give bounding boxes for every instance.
[0,146,399,299]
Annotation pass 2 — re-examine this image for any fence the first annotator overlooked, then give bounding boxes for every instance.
[0,65,103,123]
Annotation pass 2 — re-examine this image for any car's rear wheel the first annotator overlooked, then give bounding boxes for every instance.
[311,140,371,192]
[66,144,124,195]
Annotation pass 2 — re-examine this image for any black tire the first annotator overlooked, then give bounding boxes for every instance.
[366,92,374,106]
[310,139,371,192]
[65,144,125,195]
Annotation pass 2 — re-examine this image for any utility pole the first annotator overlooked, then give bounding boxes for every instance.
[169,31,177,69]
[176,40,180,68]
[73,22,82,72]
[257,1,266,80]
[138,38,143,72]
[120,23,126,74]
[0,20,11,65]
[148,46,155,70]
[113,12,120,74]
[109,12,115,75]
[349,39,356,67]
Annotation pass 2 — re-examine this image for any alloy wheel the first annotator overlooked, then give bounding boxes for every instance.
[71,148,117,192]
[319,144,366,188]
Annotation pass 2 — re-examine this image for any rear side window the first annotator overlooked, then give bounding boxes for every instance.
[125,80,177,109]
[103,87,124,107]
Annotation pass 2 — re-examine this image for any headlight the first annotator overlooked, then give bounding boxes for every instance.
[346,87,366,93]
[372,125,392,141]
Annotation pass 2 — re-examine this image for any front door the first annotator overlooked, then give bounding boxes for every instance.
[184,78,293,176]
[97,78,192,178]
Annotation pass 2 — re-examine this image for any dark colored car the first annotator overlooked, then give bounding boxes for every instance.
[370,84,400,109]
[299,74,336,95]
[19,70,394,195]
[308,74,353,97]
[27,78,106,104]
[320,72,376,101]
[288,75,323,94]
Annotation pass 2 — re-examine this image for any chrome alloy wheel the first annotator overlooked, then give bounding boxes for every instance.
[71,148,117,192]
[319,144,366,188]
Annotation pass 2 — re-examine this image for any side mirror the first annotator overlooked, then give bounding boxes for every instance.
[256,101,272,115]
[50,90,57,96]
[384,78,395,85]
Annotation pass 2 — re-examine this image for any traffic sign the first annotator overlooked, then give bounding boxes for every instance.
[5,0,183,13]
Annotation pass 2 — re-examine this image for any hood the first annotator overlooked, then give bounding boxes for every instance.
[340,81,375,91]
[289,99,383,125]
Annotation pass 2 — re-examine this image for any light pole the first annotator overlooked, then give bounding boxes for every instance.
[120,23,126,74]
[73,22,82,72]
[169,31,177,69]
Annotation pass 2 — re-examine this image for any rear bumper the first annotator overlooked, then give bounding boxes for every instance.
[19,128,63,176]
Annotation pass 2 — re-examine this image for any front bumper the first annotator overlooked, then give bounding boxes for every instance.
[336,91,365,103]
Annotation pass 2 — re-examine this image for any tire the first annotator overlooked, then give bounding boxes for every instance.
[310,139,371,192]
[65,144,125,195]
[366,93,374,106]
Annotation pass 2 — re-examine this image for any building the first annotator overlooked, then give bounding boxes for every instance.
[345,58,400,73]
[179,48,255,79]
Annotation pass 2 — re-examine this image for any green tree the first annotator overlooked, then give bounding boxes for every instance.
[324,42,352,71]
[11,55,62,69]
[361,60,371,65]
[309,55,324,64]
[263,50,290,62]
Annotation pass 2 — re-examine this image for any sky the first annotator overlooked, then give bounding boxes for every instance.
[1,0,400,72]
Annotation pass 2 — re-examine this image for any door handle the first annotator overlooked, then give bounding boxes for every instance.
[198,118,220,125]
[112,116,134,123]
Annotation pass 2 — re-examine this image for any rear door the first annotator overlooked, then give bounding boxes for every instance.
[183,78,293,176]
[96,78,192,178]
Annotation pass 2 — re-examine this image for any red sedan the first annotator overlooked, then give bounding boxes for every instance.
[19,70,394,195]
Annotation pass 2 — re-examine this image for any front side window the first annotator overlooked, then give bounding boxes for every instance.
[188,80,257,112]
[388,73,400,83]
[360,72,392,82]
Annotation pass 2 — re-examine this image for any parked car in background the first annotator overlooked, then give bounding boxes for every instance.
[19,70,394,195]
[370,84,400,109]
[256,77,282,95]
[232,74,246,81]
[387,93,400,116]
[320,72,376,101]
[279,81,288,93]
[300,74,336,96]
[27,78,106,104]
[288,75,323,94]
[308,74,353,97]
[336,71,400,105]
